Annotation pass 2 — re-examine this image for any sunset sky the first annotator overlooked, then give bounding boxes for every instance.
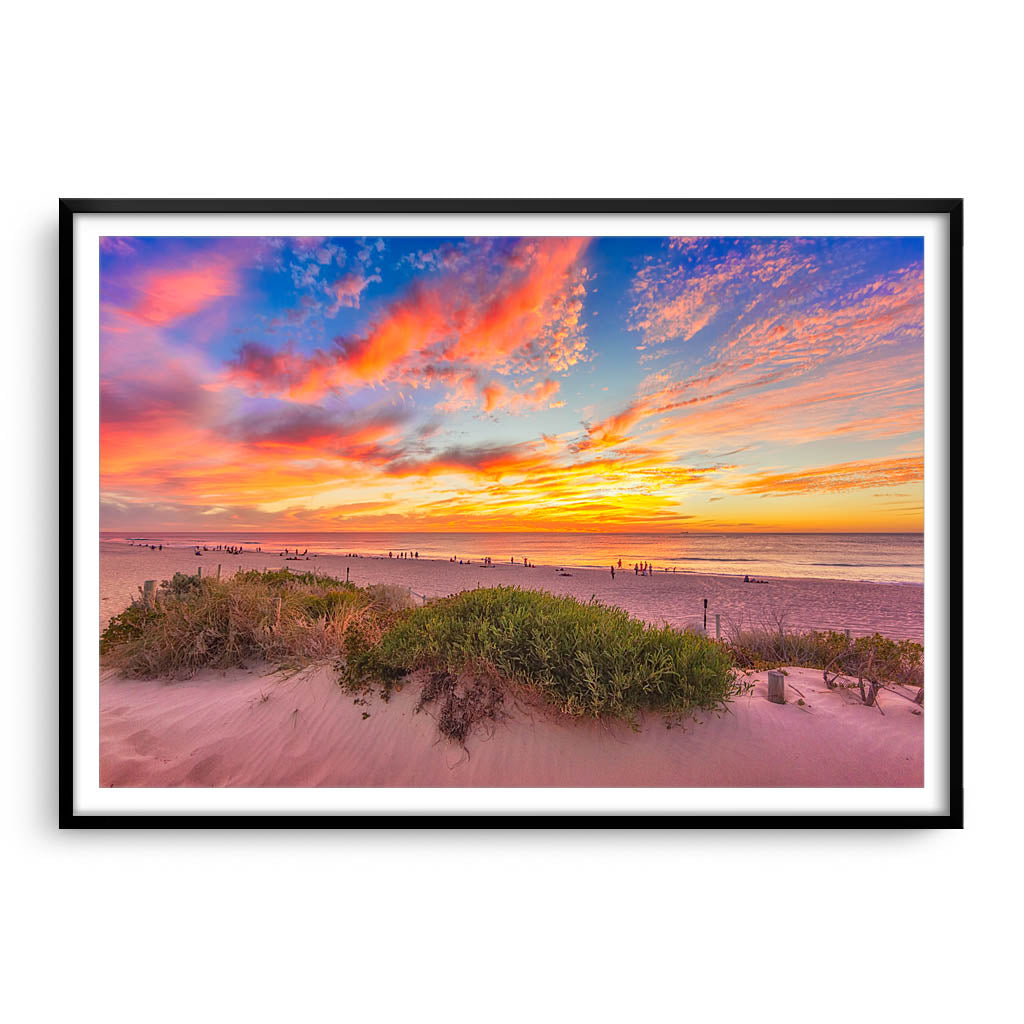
[99,234,924,533]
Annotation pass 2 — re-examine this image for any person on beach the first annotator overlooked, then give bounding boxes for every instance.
[610,565,615,578]
[617,558,622,568]
[634,563,638,574]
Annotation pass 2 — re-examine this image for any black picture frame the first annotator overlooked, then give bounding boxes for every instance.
[61,197,963,829]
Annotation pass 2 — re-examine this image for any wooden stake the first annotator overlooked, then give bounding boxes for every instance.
[197,566,202,578]
[217,564,222,580]
[715,613,721,639]
[143,580,155,607]
[767,670,786,704]
[346,566,350,583]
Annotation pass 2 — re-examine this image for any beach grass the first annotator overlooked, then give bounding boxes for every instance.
[101,571,737,725]
[724,626,923,688]
[342,585,738,722]
[99,569,411,678]
[100,570,919,741]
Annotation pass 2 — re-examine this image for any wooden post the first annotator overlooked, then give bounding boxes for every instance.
[715,613,721,639]
[845,628,851,640]
[217,563,222,580]
[767,670,786,704]
[346,567,350,584]
[142,580,155,607]
[197,566,202,578]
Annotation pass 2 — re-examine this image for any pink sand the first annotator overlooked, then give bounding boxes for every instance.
[100,664,923,788]
[98,541,923,788]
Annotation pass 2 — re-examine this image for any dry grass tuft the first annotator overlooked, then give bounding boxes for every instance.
[100,569,392,679]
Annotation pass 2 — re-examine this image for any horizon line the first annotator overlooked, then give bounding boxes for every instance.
[100,528,925,536]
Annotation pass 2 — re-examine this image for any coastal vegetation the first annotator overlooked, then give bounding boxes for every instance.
[101,570,738,731]
[341,585,737,723]
[724,624,924,689]
[100,570,412,679]
[101,570,922,740]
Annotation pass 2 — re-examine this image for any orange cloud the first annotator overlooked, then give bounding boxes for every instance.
[727,456,923,495]
[224,238,591,403]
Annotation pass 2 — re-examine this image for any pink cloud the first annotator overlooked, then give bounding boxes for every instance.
[327,271,379,315]
[227,237,592,402]
[128,260,240,326]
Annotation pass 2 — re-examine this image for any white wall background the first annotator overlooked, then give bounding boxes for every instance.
[2,2,1017,1022]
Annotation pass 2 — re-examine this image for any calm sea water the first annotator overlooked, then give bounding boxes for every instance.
[102,531,924,585]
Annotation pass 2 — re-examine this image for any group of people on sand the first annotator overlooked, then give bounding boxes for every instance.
[389,551,419,559]
[193,544,261,556]
[632,561,655,576]
[441,554,535,567]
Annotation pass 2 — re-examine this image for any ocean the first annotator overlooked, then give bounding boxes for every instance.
[101,531,924,585]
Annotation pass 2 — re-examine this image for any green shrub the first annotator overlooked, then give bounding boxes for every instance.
[343,586,737,721]
[99,601,163,655]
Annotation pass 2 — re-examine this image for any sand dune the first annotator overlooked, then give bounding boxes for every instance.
[100,664,923,789]
[98,541,923,789]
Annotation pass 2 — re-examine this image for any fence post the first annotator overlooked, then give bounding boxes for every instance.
[197,566,202,578]
[346,567,350,584]
[715,613,721,639]
[143,580,155,607]
[217,563,222,580]
[767,670,786,704]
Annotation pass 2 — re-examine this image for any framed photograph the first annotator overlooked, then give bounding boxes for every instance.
[62,198,962,827]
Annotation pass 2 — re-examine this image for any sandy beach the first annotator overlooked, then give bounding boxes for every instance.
[100,541,924,641]
[97,540,924,789]
[100,663,923,788]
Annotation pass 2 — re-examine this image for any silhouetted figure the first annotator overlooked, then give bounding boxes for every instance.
[610,565,615,578]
